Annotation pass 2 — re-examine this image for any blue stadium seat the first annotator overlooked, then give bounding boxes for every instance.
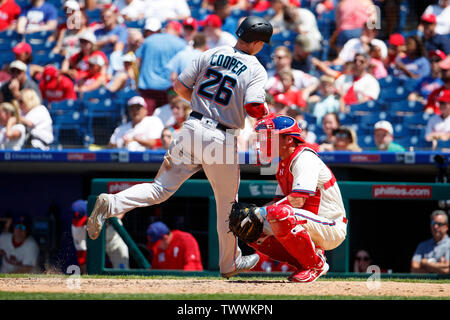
[86,9,102,23]
[125,20,146,29]
[403,113,432,127]
[52,111,89,148]
[250,9,275,19]
[32,52,64,67]
[81,87,113,102]
[379,86,409,102]
[230,9,248,19]
[349,100,385,113]
[389,100,424,114]
[30,41,55,54]
[0,30,23,43]
[50,100,82,115]
[338,113,356,125]
[271,30,297,46]
[187,0,203,9]
[358,111,393,126]
[190,8,211,20]
[435,140,450,150]
[85,99,120,146]
[25,31,53,43]
[358,135,376,149]
[396,135,432,150]
[378,75,402,89]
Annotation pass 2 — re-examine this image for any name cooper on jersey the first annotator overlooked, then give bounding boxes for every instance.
[210,53,248,76]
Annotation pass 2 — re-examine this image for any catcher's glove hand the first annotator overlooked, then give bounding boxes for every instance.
[228,202,264,243]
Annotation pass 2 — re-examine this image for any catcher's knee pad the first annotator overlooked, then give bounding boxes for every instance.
[266,204,306,237]
[248,235,303,270]
[266,205,323,270]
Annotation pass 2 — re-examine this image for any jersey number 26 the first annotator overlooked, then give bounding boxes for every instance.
[197,68,236,106]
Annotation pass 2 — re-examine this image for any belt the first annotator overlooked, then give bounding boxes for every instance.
[190,111,231,132]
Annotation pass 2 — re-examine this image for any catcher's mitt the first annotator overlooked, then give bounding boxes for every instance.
[228,202,264,243]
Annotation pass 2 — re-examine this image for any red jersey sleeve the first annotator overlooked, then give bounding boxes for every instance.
[182,234,203,271]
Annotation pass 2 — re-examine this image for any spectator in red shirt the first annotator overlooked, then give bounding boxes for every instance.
[75,54,106,93]
[268,69,306,110]
[61,31,108,81]
[146,221,203,271]
[0,0,20,32]
[426,57,450,115]
[39,65,76,104]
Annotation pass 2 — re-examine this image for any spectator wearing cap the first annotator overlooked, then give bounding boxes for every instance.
[166,20,183,38]
[143,17,162,38]
[143,0,191,23]
[335,52,380,106]
[0,214,39,273]
[292,34,314,74]
[182,17,198,45]
[0,100,26,150]
[309,75,344,125]
[425,90,450,143]
[70,199,88,274]
[135,20,186,115]
[109,96,164,150]
[0,0,21,32]
[181,17,198,46]
[394,36,431,81]
[0,60,42,104]
[50,4,91,59]
[201,14,236,49]
[39,65,76,104]
[8,42,41,79]
[75,54,107,93]
[115,0,146,21]
[420,13,450,54]
[62,31,108,82]
[107,52,138,92]
[18,88,53,150]
[425,57,450,114]
[168,32,207,83]
[409,50,445,104]
[332,24,388,67]
[94,4,128,58]
[330,0,376,51]
[266,46,320,102]
[16,0,57,34]
[331,126,361,152]
[422,0,450,36]
[146,221,203,271]
[384,33,406,73]
[373,120,405,152]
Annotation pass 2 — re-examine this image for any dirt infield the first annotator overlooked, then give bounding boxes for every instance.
[0,277,449,298]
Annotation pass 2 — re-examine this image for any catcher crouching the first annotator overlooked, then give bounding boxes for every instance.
[228,114,347,282]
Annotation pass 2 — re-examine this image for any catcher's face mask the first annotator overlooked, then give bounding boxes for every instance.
[253,115,305,165]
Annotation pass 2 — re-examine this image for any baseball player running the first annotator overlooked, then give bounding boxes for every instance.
[87,16,273,278]
[228,114,347,282]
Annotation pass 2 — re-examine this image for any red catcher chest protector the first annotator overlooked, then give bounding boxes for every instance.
[276,145,322,214]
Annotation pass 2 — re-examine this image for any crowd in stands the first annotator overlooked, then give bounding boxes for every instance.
[0,0,449,152]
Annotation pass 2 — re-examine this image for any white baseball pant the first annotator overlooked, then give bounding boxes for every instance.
[104,118,242,274]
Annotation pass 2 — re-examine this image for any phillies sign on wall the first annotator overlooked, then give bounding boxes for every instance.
[372,185,432,199]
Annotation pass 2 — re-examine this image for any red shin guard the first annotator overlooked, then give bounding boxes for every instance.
[266,204,323,270]
[248,235,303,270]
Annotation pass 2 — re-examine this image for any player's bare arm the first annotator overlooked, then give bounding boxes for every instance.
[173,78,192,102]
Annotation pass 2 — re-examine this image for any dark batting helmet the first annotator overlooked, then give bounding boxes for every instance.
[235,16,273,44]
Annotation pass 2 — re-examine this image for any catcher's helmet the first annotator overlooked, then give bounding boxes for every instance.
[235,16,273,44]
[255,114,305,143]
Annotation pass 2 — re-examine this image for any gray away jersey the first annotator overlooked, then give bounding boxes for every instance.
[178,46,267,129]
